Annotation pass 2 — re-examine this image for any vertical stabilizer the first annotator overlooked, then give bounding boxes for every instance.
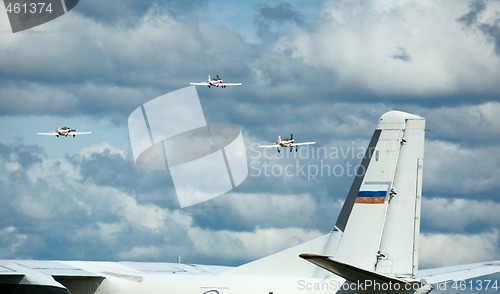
[224,111,424,279]
[333,111,425,277]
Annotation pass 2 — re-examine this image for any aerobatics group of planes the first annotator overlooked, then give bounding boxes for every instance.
[191,75,317,152]
[13,72,500,294]
[37,75,317,153]
[11,109,500,294]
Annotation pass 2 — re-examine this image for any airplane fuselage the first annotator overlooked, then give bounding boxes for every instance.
[56,131,72,136]
[279,139,294,147]
[48,260,345,294]
[97,275,343,294]
[208,80,223,87]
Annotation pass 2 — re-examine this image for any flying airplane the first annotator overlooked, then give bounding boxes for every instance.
[37,125,93,137]
[3,111,500,294]
[190,74,242,88]
[258,134,316,152]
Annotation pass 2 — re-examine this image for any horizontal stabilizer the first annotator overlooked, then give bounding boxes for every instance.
[299,253,419,285]
[416,261,500,284]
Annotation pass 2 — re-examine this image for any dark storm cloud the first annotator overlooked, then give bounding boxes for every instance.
[421,197,500,234]
[68,148,168,197]
[0,142,176,259]
[479,17,500,55]
[75,1,152,25]
[390,47,411,62]
[0,143,44,169]
[75,0,208,25]
[0,141,327,264]
[457,0,500,55]
[256,2,304,25]
[254,2,304,42]
[0,8,250,118]
[457,0,486,28]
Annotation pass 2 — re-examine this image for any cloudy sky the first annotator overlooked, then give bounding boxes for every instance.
[1,0,500,282]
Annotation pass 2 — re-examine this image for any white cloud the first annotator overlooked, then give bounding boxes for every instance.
[0,142,329,264]
[281,1,500,97]
[419,230,500,268]
[0,83,78,115]
[79,142,127,159]
[0,226,27,259]
[422,197,500,232]
[424,139,500,194]
[188,226,323,262]
[422,102,500,144]
[191,192,320,231]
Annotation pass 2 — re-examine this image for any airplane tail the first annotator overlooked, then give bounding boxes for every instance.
[207,75,211,83]
[332,111,425,277]
[224,111,425,279]
[278,135,282,144]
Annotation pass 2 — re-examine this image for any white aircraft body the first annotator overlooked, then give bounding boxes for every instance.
[258,134,316,152]
[190,74,242,88]
[37,125,93,137]
[3,111,500,294]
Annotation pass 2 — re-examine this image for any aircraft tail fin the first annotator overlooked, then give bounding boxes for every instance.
[332,111,425,277]
[207,75,211,83]
[278,135,281,144]
[224,111,425,279]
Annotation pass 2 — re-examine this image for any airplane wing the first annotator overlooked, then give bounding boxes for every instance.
[415,261,500,284]
[37,132,58,136]
[71,131,93,136]
[0,259,232,293]
[190,82,209,86]
[291,141,316,146]
[258,144,280,148]
[219,82,242,87]
[0,260,104,293]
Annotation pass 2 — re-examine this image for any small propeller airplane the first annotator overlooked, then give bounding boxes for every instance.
[190,74,242,88]
[258,134,316,153]
[37,125,93,137]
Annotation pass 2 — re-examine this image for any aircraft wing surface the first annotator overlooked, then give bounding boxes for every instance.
[415,261,500,284]
[291,141,316,146]
[190,82,209,86]
[71,131,93,136]
[0,260,232,292]
[0,260,104,292]
[258,144,280,148]
[36,132,58,136]
[219,82,242,86]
